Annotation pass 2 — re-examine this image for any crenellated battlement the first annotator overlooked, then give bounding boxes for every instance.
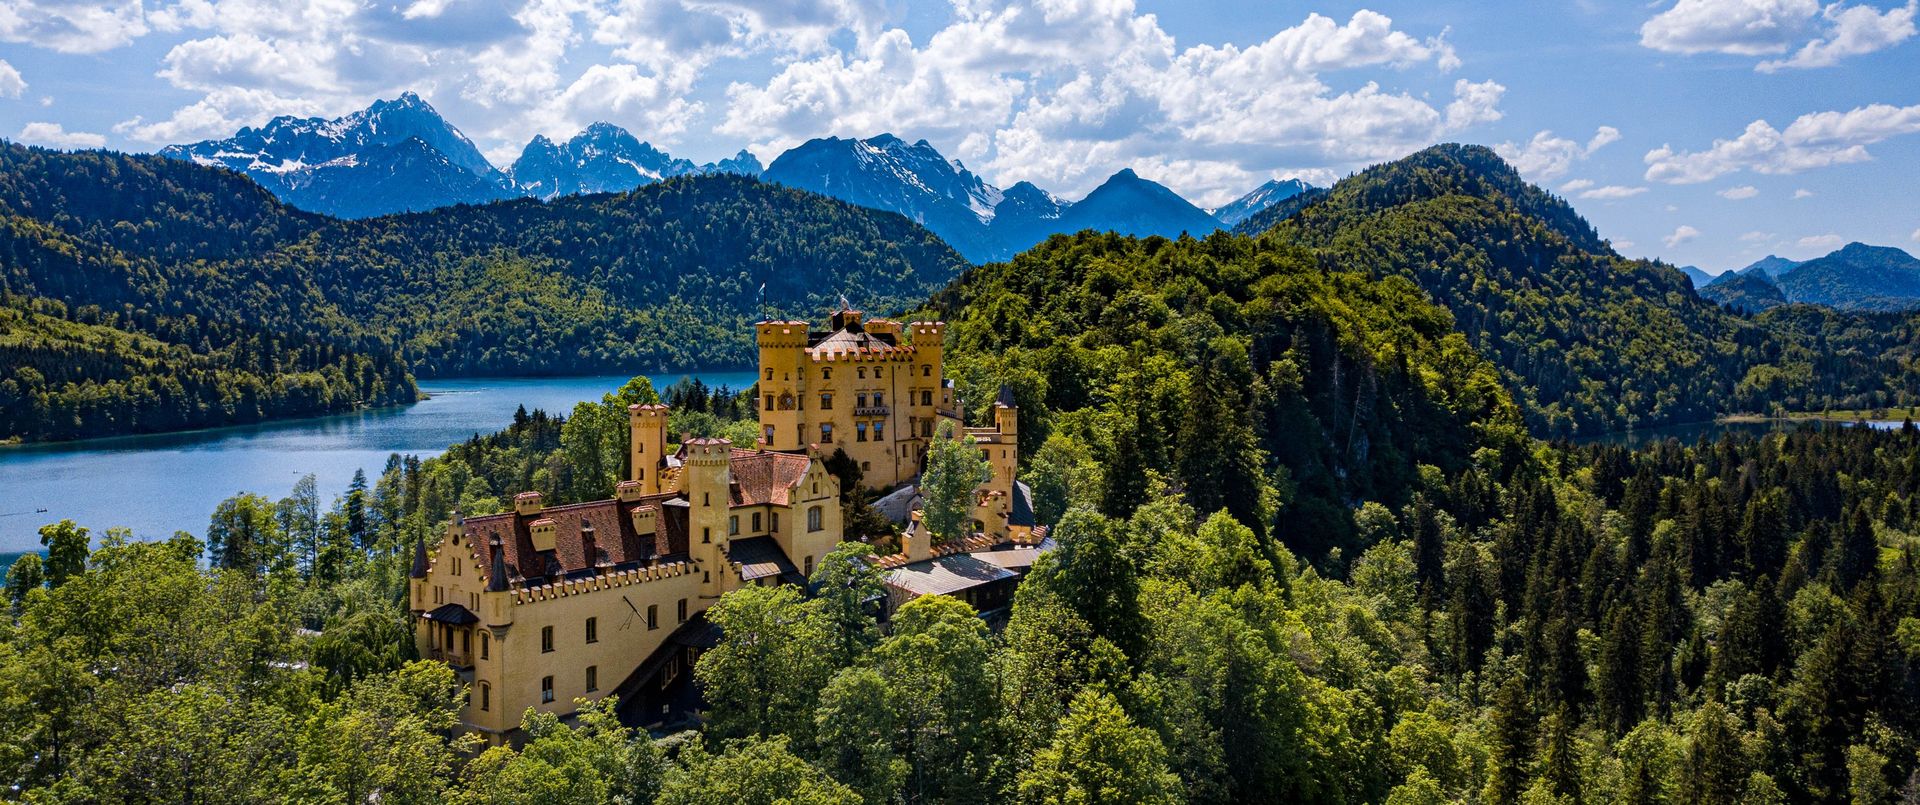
[510,558,699,605]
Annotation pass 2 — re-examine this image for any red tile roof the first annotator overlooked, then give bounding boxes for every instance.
[727,448,812,506]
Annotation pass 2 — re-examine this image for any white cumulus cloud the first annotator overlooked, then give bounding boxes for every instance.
[17,121,107,148]
[1719,185,1760,199]
[1496,125,1622,180]
[1644,102,1920,183]
[0,59,24,98]
[1759,1,1917,70]
[1580,184,1648,199]
[719,4,1497,205]
[1641,0,1915,70]
[1665,224,1702,247]
[1799,233,1845,249]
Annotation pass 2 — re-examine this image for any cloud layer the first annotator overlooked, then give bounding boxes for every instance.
[1640,0,1916,71]
[0,0,1498,205]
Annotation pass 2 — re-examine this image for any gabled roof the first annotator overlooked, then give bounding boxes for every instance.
[728,448,813,506]
[461,492,685,587]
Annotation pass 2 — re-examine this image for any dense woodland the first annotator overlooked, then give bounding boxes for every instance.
[9,142,1920,801]
[0,142,965,441]
[0,294,415,441]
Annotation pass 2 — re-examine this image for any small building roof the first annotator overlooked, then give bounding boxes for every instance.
[423,603,480,625]
[727,536,799,581]
[885,553,1019,597]
[971,546,1043,571]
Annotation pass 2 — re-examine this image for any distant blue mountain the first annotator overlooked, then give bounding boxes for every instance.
[1702,243,1920,311]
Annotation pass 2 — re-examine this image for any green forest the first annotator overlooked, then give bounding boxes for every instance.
[8,140,1920,801]
[0,142,966,441]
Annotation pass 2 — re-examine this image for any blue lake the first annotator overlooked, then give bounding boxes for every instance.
[0,373,756,553]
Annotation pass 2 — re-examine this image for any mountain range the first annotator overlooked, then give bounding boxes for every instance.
[159,93,1314,262]
[1699,243,1920,312]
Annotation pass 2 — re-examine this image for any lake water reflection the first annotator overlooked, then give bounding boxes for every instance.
[0,373,755,552]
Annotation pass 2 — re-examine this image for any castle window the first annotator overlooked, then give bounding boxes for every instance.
[821,424,834,443]
[648,604,659,630]
[857,423,868,442]
[921,391,933,406]
[729,516,739,536]
[481,633,489,660]
[541,626,554,653]
[765,368,774,380]
[541,676,554,703]
[772,512,780,531]
[703,527,711,544]
[752,512,763,532]
[808,505,824,532]
[874,422,885,441]
[857,393,868,408]
[820,393,833,410]
[923,365,931,377]
[480,682,491,711]
[586,617,598,644]
[765,394,774,411]
[586,666,599,693]
[461,630,470,654]
[823,368,831,379]
[875,367,883,377]
[804,555,814,576]
[858,368,866,379]
[678,598,688,623]
[922,420,934,437]
[862,461,871,472]
[874,392,884,406]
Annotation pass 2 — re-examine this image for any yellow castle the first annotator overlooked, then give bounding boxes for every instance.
[409,311,1031,742]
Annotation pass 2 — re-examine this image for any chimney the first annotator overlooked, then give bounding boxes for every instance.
[487,533,509,592]
[581,522,600,567]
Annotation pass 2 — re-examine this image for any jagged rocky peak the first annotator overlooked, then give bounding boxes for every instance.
[1212,177,1316,226]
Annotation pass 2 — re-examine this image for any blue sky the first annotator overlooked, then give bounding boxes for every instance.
[0,0,1915,271]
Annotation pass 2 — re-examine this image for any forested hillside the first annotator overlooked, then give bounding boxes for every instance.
[0,296,414,441]
[930,230,1528,561]
[0,142,967,440]
[1251,144,1910,435]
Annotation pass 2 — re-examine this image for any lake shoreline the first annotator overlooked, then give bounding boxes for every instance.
[0,372,758,552]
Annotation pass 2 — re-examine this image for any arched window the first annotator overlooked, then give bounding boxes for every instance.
[922,365,931,376]
[858,367,866,379]
[480,633,490,660]
[765,368,774,380]
[808,505,824,532]
[479,682,491,711]
[856,423,868,442]
[823,368,832,379]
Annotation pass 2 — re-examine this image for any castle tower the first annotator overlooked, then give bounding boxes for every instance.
[628,403,669,494]
[683,437,733,598]
[756,321,808,451]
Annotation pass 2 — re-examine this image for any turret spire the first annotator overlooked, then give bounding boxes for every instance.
[409,536,429,579]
